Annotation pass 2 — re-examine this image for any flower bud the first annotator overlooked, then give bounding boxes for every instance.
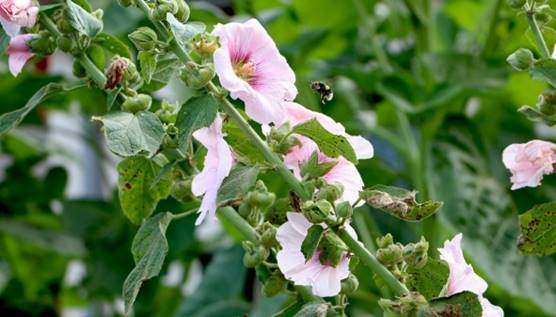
[54,9,73,34]
[194,37,219,56]
[507,0,525,9]
[27,31,55,55]
[259,222,278,248]
[56,36,75,53]
[105,57,142,89]
[152,0,179,21]
[315,183,343,203]
[175,0,190,22]
[129,27,158,51]
[181,62,215,89]
[72,60,87,77]
[403,237,429,269]
[264,198,288,225]
[156,100,179,124]
[318,233,348,267]
[538,89,556,116]
[335,201,353,219]
[242,241,269,268]
[263,271,286,297]
[376,234,394,248]
[341,273,359,294]
[250,181,276,209]
[117,0,135,7]
[376,243,403,265]
[507,48,535,71]
[302,200,334,224]
[379,292,428,316]
[122,94,152,113]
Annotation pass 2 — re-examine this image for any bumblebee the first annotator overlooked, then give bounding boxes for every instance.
[311,81,334,104]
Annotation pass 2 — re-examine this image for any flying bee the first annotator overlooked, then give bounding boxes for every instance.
[310,81,334,104]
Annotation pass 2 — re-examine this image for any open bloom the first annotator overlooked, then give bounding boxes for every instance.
[276,212,355,297]
[502,139,556,190]
[0,0,38,37]
[191,116,233,225]
[7,33,34,76]
[439,234,503,317]
[212,19,297,125]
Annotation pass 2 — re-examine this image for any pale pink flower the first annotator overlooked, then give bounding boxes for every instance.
[502,139,556,190]
[281,102,374,160]
[0,0,38,37]
[276,212,356,297]
[191,116,234,225]
[212,19,297,125]
[6,33,34,76]
[439,234,503,317]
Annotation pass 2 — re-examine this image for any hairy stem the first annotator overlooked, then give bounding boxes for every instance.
[218,207,259,242]
[526,6,550,58]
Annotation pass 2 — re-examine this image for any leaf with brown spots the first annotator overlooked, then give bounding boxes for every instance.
[518,201,556,256]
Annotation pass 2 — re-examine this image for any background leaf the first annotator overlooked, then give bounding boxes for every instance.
[517,201,556,256]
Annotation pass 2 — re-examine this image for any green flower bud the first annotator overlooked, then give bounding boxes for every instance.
[122,94,152,113]
[129,27,158,51]
[242,241,269,268]
[175,0,190,22]
[315,183,343,203]
[152,0,179,21]
[403,237,429,269]
[28,31,55,55]
[247,209,263,227]
[250,181,276,209]
[259,222,278,248]
[539,89,556,116]
[341,273,359,294]
[302,200,335,224]
[318,233,348,267]
[156,100,179,124]
[379,292,428,316]
[335,201,353,219]
[300,151,338,179]
[263,271,286,297]
[56,36,75,53]
[507,0,525,9]
[507,48,535,71]
[72,60,87,78]
[376,234,394,248]
[376,243,403,266]
[54,9,73,34]
[264,197,289,225]
[194,36,219,56]
[117,0,135,7]
[181,62,215,89]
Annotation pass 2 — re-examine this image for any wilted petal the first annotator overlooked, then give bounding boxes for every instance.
[502,140,556,190]
[479,297,504,317]
[191,116,234,225]
[6,33,34,76]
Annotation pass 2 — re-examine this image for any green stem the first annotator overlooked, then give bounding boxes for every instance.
[218,207,259,242]
[171,208,198,220]
[79,54,107,87]
[481,0,502,56]
[526,7,550,58]
[40,12,62,37]
[337,229,408,296]
[353,211,376,252]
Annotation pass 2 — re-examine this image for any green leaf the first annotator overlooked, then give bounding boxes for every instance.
[361,185,443,222]
[517,202,556,256]
[166,13,206,48]
[106,86,122,111]
[530,59,556,88]
[66,0,103,37]
[292,118,357,163]
[0,220,85,257]
[293,301,330,317]
[301,225,325,261]
[217,165,260,206]
[94,32,132,58]
[123,212,173,315]
[406,258,449,300]
[94,111,165,157]
[0,26,9,53]
[117,156,172,224]
[138,51,157,84]
[223,121,266,165]
[141,56,181,92]
[175,94,219,153]
[427,291,482,317]
[0,81,86,136]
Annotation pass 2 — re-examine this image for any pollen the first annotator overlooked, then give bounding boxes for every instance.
[233,61,256,81]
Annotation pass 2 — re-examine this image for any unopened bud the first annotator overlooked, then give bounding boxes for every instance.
[376,244,403,265]
[302,200,334,224]
[315,183,343,203]
[105,57,141,89]
[263,271,286,297]
[122,94,152,113]
[318,233,348,267]
[538,89,556,116]
[152,0,179,21]
[242,241,269,268]
[376,234,394,248]
[335,201,353,219]
[507,48,535,71]
[27,31,55,55]
[117,0,135,7]
[341,273,359,294]
[507,0,525,9]
[56,36,75,53]
[403,237,429,269]
[259,222,278,248]
[264,198,288,225]
[156,100,179,124]
[129,27,158,51]
[194,37,219,56]
[175,0,190,22]
[181,62,215,89]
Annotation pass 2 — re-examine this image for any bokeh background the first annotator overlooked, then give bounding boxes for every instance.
[1,0,555,316]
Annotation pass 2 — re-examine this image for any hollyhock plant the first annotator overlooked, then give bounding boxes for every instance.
[0,0,38,37]
[212,19,297,125]
[439,234,504,317]
[276,212,356,297]
[191,116,234,225]
[502,139,556,190]
[6,33,34,76]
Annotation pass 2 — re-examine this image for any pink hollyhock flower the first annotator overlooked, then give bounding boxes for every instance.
[281,102,374,160]
[276,212,356,297]
[6,33,34,76]
[191,116,234,225]
[212,19,297,125]
[502,139,556,190]
[439,234,504,317]
[0,0,38,37]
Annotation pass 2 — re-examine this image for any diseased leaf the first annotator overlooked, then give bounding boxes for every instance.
[94,111,165,157]
[166,13,206,48]
[518,201,556,256]
[117,156,172,224]
[427,291,482,317]
[123,212,173,314]
[0,82,86,136]
[138,51,157,84]
[301,225,325,261]
[66,0,103,37]
[406,258,449,300]
[217,165,260,205]
[95,32,132,58]
[292,118,357,163]
[361,185,442,222]
[175,94,219,153]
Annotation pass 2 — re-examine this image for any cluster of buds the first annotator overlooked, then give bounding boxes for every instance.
[53,6,103,55]
[238,181,276,226]
[376,234,429,281]
[180,61,215,89]
[267,123,300,154]
[379,292,428,316]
